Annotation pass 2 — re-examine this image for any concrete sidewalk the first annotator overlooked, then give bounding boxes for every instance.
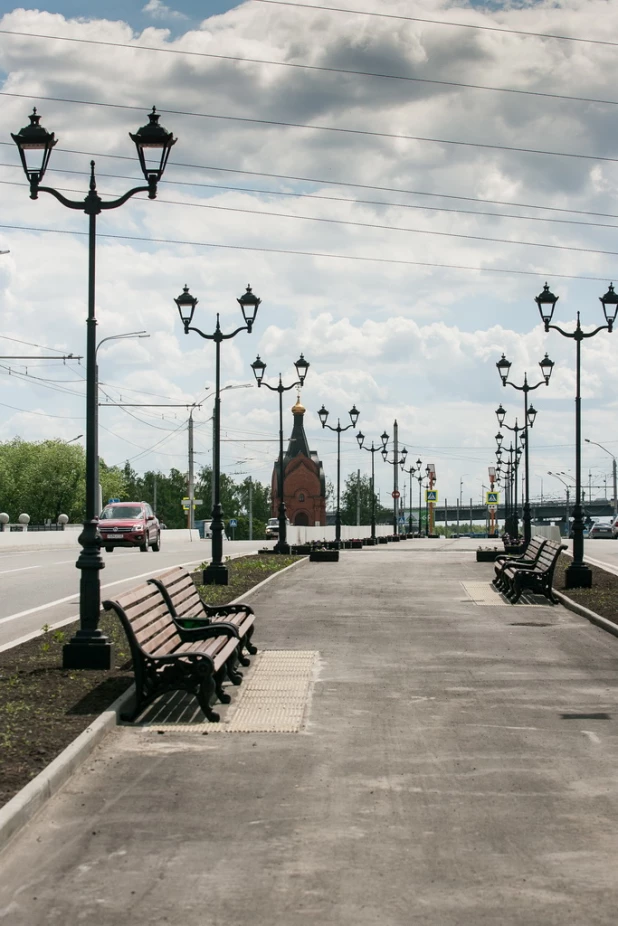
[2,540,618,925]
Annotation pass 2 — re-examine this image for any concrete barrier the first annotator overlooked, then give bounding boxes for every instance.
[286,524,393,545]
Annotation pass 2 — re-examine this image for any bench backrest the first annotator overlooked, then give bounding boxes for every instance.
[534,540,566,575]
[149,565,205,622]
[521,536,546,562]
[103,582,184,658]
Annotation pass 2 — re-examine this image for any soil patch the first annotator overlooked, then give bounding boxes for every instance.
[0,554,302,808]
[555,552,618,623]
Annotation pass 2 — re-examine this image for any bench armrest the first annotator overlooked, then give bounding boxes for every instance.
[204,602,254,617]
[177,622,240,641]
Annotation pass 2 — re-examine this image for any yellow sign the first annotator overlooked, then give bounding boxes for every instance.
[486,491,499,506]
[425,489,438,503]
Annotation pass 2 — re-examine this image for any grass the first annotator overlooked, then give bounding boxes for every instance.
[0,554,304,809]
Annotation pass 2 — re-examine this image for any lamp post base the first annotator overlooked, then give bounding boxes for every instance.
[202,563,229,586]
[273,542,291,555]
[565,562,593,589]
[62,639,115,670]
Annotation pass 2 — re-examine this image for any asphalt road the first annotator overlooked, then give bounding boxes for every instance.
[0,538,273,651]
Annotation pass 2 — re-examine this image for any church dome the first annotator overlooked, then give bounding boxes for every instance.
[292,396,305,415]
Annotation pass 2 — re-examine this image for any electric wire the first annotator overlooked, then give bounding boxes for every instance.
[251,0,618,48]
[0,25,616,108]
[2,90,617,165]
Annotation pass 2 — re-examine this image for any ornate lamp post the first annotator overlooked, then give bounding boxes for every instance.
[585,439,618,517]
[381,430,408,534]
[548,471,572,534]
[356,431,388,543]
[251,353,310,553]
[535,282,618,587]
[400,462,418,535]
[414,458,425,535]
[176,283,261,584]
[496,405,529,539]
[12,107,176,670]
[496,352,553,546]
[318,403,360,545]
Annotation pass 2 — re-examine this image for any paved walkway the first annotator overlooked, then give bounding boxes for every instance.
[1,540,618,925]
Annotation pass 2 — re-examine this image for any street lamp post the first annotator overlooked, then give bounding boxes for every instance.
[318,403,360,545]
[496,402,538,544]
[548,471,572,534]
[496,353,553,546]
[382,427,408,534]
[535,282,618,587]
[585,439,618,517]
[251,353,310,553]
[357,432,388,543]
[12,107,176,670]
[401,462,417,535]
[414,458,424,535]
[175,284,261,584]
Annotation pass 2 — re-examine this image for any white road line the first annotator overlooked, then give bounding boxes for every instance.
[0,557,207,626]
[0,559,77,576]
[582,730,602,744]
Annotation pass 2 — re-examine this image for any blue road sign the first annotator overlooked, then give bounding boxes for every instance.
[108,498,120,504]
[229,518,238,527]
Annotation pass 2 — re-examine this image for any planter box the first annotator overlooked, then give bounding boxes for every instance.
[291,545,312,555]
[378,537,388,544]
[476,549,502,562]
[349,540,363,549]
[310,550,339,562]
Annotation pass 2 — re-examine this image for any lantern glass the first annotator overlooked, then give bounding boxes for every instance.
[600,283,618,328]
[174,285,197,327]
[294,353,309,384]
[496,404,506,427]
[250,354,266,385]
[535,282,558,327]
[318,405,329,427]
[496,353,512,384]
[129,107,177,184]
[400,447,408,464]
[11,108,57,186]
[527,404,538,428]
[356,431,364,448]
[237,285,261,330]
[349,405,360,427]
[381,431,389,448]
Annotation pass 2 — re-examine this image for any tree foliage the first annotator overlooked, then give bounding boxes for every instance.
[339,472,390,525]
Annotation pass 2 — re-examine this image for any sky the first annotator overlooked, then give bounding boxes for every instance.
[1,0,618,518]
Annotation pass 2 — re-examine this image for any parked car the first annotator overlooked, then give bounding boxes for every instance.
[588,518,614,539]
[612,515,618,538]
[97,501,161,552]
[202,520,227,541]
[265,517,291,539]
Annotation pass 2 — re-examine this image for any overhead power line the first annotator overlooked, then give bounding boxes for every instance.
[0,220,616,284]
[0,26,615,108]
[251,0,618,48]
[2,90,617,165]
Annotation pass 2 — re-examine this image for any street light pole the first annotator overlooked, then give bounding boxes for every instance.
[496,405,535,543]
[548,471,572,534]
[357,432,388,543]
[12,107,176,670]
[585,439,618,517]
[496,353,553,546]
[400,463,417,535]
[251,353,310,553]
[382,423,408,534]
[535,282,618,587]
[318,403,360,545]
[175,284,261,584]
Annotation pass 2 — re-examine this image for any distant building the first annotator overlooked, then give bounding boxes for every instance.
[271,396,326,526]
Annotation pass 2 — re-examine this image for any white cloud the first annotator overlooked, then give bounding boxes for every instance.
[142,1,188,21]
[0,1,617,506]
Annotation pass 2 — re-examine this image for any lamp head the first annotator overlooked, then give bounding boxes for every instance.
[495,404,506,427]
[318,404,329,427]
[237,284,261,331]
[600,283,618,331]
[12,108,57,194]
[356,431,364,449]
[400,447,408,465]
[539,352,554,384]
[535,282,558,329]
[294,353,309,384]
[349,404,360,427]
[250,354,266,386]
[129,107,176,193]
[381,431,389,448]
[496,353,512,385]
[527,404,538,428]
[174,285,197,329]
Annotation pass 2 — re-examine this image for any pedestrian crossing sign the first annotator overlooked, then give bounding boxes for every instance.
[486,491,499,506]
[425,489,438,503]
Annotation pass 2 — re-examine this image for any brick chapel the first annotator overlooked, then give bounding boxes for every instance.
[271,395,326,526]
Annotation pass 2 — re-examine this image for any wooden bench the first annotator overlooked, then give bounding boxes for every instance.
[103,581,246,723]
[492,536,547,592]
[500,539,566,604]
[148,565,257,667]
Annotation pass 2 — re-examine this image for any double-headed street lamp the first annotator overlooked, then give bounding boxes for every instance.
[400,462,418,535]
[318,403,360,545]
[356,432,388,542]
[585,439,618,517]
[251,353,310,553]
[547,471,572,531]
[496,405,528,537]
[12,106,176,670]
[382,427,408,534]
[535,282,618,587]
[176,284,261,585]
[496,352,553,546]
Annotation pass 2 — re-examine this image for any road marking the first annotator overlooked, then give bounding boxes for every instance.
[582,730,602,744]
[0,557,207,626]
[0,558,77,576]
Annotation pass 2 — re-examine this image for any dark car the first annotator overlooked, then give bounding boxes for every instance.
[588,518,614,539]
[97,502,161,552]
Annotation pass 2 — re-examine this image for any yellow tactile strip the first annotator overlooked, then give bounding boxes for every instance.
[461,581,555,607]
[139,650,319,733]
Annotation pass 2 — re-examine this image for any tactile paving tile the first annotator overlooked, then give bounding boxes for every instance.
[140,650,319,733]
[461,581,555,606]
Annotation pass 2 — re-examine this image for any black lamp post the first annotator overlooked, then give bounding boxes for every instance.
[176,283,261,584]
[400,462,417,535]
[414,458,424,535]
[496,352,553,547]
[318,403,360,545]
[535,282,618,587]
[381,434,408,534]
[495,405,528,539]
[251,353,309,554]
[12,107,176,670]
[356,431,388,543]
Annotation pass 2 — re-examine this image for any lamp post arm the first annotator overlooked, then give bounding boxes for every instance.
[504,378,546,393]
[260,379,301,394]
[36,185,90,211]
[98,185,152,210]
[185,323,251,342]
[546,322,609,340]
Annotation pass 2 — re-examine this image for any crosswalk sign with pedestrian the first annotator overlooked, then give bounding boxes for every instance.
[425,489,438,503]
[486,491,499,506]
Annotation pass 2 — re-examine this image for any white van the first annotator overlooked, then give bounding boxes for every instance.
[203,520,228,540]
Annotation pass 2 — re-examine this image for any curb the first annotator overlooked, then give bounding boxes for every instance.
[0,554,308,853]
[554,590,618,640]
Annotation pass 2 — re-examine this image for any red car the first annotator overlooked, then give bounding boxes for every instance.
[97,501,161,552]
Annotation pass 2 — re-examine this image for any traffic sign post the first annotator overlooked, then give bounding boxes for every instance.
[229,517,238,540]
[391,490,400,499]
[425,489,438,504]
[181,497,203,510]
[486,491,499,507]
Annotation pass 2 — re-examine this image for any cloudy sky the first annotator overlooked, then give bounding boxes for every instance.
[1,0,618,518]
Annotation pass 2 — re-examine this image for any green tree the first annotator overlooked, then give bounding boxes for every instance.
[340,472,381,525]
[0,438,85,522]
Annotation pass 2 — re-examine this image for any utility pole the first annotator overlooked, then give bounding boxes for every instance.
[153,472,157,514]
[393,421,399,534]
[188,409,195,530]
[248,476,253,541]
[356,468,361,526]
